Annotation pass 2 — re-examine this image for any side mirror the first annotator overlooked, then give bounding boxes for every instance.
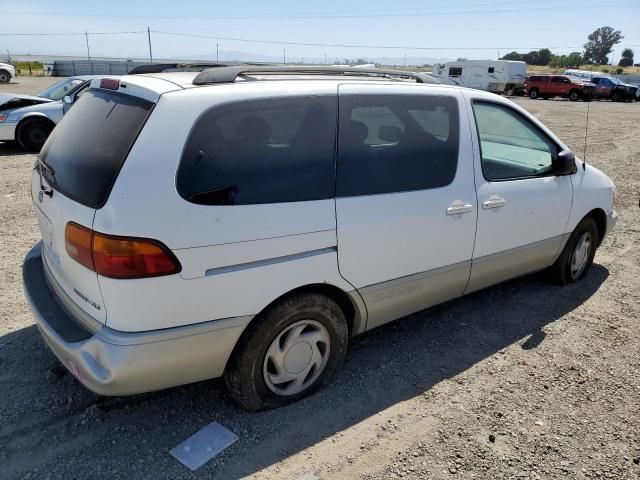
[552,150,576,175]
[378,125,402,143]
[63,95,73,104]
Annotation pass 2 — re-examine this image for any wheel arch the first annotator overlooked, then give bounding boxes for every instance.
[259,283,366,337]
[16,113,55,136]
[584,208,607,247]
[15,114,56,149]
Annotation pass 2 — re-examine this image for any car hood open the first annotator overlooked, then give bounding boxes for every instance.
[0,92,53,111]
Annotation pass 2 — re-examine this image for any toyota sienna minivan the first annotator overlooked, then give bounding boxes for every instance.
[23,66,616,411]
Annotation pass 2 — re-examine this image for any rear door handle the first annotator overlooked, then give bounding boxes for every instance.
[482,197,506,209]
[446,203,473,215]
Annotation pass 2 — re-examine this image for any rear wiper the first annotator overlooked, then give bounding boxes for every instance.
[187,185,238,205]
[37,157,56,197]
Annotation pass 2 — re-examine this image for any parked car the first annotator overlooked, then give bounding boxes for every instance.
[524,74,594,101]
[590,76,638,102]
[0,75,107,151]
[0,62,16,83]
[431,60,527,95]
[23,66,616,411]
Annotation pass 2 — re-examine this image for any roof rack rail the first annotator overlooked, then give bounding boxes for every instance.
[129,61,277,75]
[128,62,237,75]
[192,65,438,85]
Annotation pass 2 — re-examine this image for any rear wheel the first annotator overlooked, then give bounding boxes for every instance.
[529,89,539,99]
[0,70,10,83]
[548,217,599,285]
[17,118,53,152]
[224,292,349,411]
[504,86,515,96]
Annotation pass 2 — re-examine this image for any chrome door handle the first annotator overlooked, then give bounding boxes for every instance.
[482,197,506,209]
[446,203,473,215]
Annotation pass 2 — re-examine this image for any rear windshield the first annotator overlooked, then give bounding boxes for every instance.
[39,90,153,209]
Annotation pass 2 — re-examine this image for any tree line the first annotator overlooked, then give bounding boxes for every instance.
[500,26,634,68]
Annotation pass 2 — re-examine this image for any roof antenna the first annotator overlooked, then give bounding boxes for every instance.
[582,99,590,171]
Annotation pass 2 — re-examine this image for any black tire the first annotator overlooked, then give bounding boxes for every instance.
[17,118,53,152]
[0,70,10,83]
[612,92,622,102]
[547,217,599,286]
[504,86,515,97]
[529,89,539,99]
[569,90,580,102]
[224,292,349,411]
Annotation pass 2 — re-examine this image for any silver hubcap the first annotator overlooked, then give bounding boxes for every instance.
[570,232,592,279]
[263,319,330,396]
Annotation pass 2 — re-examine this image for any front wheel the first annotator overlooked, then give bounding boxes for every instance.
[548,217,598,285]
[569,90,580,102]
[0,70,10,83]
[224,292,349,411]
[529,89,539,99]
[17,119,53,152]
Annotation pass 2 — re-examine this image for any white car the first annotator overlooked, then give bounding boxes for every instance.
[0,75,107,151]
[0,62,15,83]
[23,66,616,411]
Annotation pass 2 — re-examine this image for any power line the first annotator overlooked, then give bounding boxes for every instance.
[152,30,640,52]
[0,31,146,36]
[0,2,636,20]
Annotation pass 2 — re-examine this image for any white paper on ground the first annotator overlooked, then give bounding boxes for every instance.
[170,421,239,471]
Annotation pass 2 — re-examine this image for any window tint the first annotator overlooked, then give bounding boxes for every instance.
[472,102,557,181]
[337,94,459,197]
[39,90,153,208]
[551,76,564,83]
[177,96,336,205]
[488,67,495,73]
[449,67,463,77]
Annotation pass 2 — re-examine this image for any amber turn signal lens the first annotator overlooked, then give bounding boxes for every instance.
[65,222,94,271]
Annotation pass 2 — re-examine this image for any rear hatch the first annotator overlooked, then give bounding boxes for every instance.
[33,86,156,324]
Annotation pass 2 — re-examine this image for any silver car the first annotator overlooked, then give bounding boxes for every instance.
[0,75,105,151]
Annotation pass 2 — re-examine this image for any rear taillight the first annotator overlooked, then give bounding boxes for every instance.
[65,222,181,279]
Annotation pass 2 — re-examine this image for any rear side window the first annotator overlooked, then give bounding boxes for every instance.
[39,90,153,209]
[449,67,463,77]
[177,96,336,205]
[337,94,459,197]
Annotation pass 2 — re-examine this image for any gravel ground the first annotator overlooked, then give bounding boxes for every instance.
[0,77,638,480]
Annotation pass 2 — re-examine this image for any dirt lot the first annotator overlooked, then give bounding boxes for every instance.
[1,77,638,480]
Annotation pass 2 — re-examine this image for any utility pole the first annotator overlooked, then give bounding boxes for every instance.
[283,48,286,65]
[147,27,153,63]
[324,52,327,64]
[85,30,91,61]
[216,43,219,62]
[404,52,407,67]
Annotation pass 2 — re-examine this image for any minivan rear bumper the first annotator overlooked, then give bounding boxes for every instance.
[23,242,252,396]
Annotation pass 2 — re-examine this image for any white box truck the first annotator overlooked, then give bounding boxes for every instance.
[431,59,527,95]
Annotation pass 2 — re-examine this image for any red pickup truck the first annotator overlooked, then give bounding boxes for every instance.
[524,75,594,101]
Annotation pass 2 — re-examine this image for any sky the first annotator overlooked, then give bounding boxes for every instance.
[0,0,639,64]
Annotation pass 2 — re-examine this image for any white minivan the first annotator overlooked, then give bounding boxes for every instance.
[23,66,616,411]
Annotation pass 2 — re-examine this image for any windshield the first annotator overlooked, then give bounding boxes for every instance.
[38,78,85,100]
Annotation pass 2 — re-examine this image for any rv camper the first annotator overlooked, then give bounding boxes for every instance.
[431,59,527,95]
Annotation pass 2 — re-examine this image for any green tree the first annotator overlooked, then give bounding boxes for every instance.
[618,48,634,67]
[501,51,525,61]
[584,26,623,64]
